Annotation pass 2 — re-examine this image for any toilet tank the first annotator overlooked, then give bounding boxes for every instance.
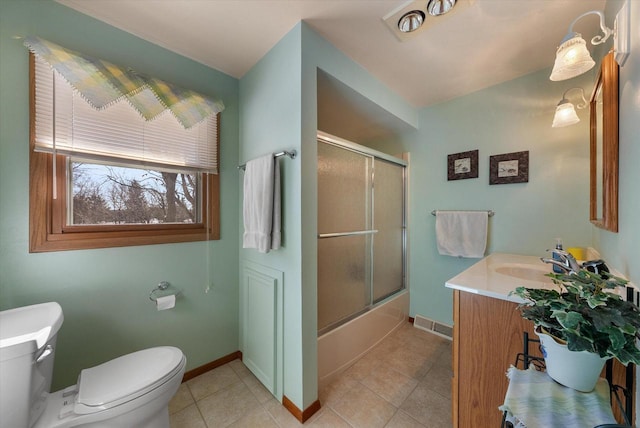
[0,302,64,428]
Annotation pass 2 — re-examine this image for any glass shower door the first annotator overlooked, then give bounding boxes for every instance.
[372,159,405,302]
[317,142,373,333]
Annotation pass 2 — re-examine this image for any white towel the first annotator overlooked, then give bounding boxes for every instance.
[435,211,488,258]
[270,159,281,250]
[242,154,281,253]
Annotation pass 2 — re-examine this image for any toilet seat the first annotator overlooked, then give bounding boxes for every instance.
[73,346,185,415]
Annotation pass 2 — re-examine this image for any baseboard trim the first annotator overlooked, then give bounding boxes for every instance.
[282,395,321,423]
[181,350,243,382]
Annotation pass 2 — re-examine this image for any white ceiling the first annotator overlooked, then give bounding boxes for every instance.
[57,0,606,108]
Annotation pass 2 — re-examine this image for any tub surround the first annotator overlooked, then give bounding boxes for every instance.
[317,291,409,389]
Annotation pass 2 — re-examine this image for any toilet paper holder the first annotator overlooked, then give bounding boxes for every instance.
[149,281,181,302]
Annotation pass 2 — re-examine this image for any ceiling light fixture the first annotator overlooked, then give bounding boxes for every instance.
[383,0,466,41]
[550,10,612,81]
[552,87,588,128]
[397,10,425,33]
[427,0,457,17]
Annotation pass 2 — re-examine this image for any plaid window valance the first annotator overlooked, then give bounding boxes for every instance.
[24,36,224,129]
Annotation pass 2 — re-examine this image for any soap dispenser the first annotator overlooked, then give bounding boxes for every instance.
[552,238,563,273]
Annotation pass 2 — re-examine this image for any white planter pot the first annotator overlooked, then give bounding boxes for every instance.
[535,327,608,392]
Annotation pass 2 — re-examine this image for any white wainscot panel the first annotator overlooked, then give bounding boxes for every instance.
[240,261,283,400]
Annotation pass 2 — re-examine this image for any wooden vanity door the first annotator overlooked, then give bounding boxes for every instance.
[452,290,541,427]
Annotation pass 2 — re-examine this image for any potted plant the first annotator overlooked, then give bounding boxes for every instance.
[511,269,640,392]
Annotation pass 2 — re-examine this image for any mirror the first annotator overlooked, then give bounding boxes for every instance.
[590,51,619,233]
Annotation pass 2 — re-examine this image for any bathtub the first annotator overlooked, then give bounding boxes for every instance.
[317,290,409,388]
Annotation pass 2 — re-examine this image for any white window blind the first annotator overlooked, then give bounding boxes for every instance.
[34,57,218,173]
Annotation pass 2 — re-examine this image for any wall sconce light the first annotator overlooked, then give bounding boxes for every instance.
[552,87,588,128]
[549,10,612,81]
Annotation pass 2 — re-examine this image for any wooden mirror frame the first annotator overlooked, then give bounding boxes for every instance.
[590,51,619,233]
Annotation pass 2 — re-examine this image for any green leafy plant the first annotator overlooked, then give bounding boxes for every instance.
[511,270,640,366]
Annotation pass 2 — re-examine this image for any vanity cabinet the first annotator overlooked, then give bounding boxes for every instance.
[452,289,541,427]
[452,289,634,427]
[448,254,634,426]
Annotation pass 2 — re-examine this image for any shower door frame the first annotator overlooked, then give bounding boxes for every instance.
[317,132,407,336]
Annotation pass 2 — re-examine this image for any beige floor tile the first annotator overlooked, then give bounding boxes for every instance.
[187,364,242,401]
[263,398,305,428]
[393,324,434,344]
[169,403,206,428]
[197,381,261,427]
[384,409,427,428]
[344,351,383,381]
[400,382,452,428]
[331,382,397,428]
[318,372,360,408]
[241,373,275,404]
[367,335,405,360]
[227,407,279,428]
[421,364,452,398]
[404,334,449,357]
[434,342,453,371]
[361,365,419,407]
[170,382,195,415]
[173,322,454,428]
[228,358,253,380]
[382,346,435,380]
[305,408,352,427]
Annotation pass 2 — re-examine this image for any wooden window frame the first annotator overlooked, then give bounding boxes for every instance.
[29,54,220,253]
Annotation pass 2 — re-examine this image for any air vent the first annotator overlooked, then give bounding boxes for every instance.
[413,315,453,340]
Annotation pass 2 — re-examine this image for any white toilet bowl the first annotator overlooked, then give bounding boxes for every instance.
[0,303,186,428]
[33,346,186,428]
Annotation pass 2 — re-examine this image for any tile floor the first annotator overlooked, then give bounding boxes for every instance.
[169,322,453,428]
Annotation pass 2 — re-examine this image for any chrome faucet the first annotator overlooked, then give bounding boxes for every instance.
[540,249,581,274]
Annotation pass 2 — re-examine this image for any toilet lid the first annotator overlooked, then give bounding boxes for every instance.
[75,346,185,414]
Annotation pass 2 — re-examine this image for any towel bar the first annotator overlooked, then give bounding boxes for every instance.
[238,150,297,170]
[431,209,494,217]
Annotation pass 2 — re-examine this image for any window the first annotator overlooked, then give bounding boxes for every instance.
[29,52,221,252]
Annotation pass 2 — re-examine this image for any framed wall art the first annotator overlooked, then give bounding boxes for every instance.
[489,151,529,185]
[447,150,478,181]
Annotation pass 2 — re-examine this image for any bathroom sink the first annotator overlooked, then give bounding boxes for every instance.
[0,302,64,352]
[446,253,558,303]
[492,264,552,283]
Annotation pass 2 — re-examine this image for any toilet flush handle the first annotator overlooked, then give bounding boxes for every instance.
[36,344,54,363]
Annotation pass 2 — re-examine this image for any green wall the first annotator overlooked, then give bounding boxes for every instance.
[238,23,307,408]
[402,67,595,325]
[3,0,637,412]
[367,68,596,325]
[0,0,241,390]
[368,0,639,327]
[238,21,418,410]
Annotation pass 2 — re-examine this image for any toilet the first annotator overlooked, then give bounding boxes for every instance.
[0,302,186,428]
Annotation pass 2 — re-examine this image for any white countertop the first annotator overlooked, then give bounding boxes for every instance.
[445,253,557,303]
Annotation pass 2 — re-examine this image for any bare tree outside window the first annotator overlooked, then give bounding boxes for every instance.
[70,162,198,225]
